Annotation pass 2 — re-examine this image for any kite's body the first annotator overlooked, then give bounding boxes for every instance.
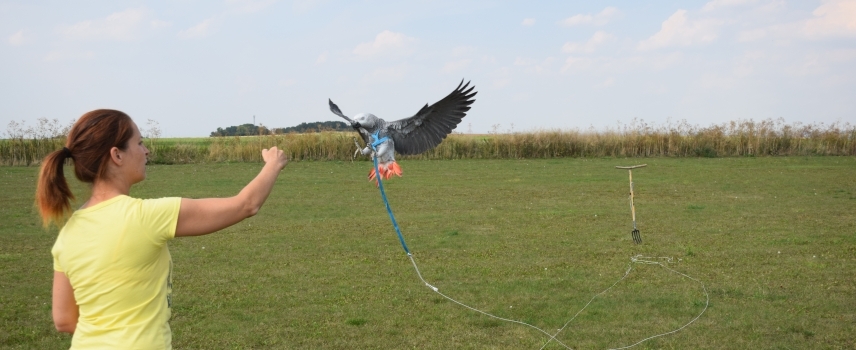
[329,80,477,183]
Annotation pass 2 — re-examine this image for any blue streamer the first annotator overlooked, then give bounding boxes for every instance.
[370,133,411,255]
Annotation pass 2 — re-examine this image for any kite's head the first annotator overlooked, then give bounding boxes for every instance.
[352,113,379,129]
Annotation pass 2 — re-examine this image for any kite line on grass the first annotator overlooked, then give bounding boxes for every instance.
[368,136,708,349]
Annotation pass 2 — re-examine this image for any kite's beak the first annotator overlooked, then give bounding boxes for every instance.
[352,122,361,129]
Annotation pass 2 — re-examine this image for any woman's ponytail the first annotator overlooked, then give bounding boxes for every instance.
[35,148,75,228]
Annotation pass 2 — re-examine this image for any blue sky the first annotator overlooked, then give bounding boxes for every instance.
[2,0,854,137]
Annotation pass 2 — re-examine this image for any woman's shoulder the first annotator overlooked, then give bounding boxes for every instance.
[138,197,183,216]
[74,195,179,215]
[139,196,182,206]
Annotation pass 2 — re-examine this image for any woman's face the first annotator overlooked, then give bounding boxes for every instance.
[122,123,150,184]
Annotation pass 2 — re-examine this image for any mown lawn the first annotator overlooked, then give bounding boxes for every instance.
[1,157,854,349]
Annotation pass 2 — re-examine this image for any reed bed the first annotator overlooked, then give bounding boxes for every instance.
[0,137,66,166]
[423,119,855,159]
[2,118,854,166]
[1,118,71,166]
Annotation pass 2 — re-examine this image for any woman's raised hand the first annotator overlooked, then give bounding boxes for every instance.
[262,146,289,170]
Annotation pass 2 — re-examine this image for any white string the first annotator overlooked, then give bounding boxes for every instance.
[405,253,709,349]
[603,255,710,350]
[407,254,575,349]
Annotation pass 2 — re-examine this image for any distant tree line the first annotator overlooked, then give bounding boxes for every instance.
[210,121,350,137]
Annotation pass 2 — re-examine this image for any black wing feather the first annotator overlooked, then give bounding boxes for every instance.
[386,80,477,155]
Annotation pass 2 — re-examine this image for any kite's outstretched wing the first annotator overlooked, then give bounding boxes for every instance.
[329,98,372,145]
[328,99,353,123]
[386,80,477,155]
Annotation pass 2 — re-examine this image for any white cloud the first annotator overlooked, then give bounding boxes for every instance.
[561,15,589,26]
[755,0,786,13]
[638,10,722,50]
[353,30,416,57]
[562,31,615,54]
[738,27,768,42]
[62,7,150,41]
[702,0,758,12]
[8,30,26,46]
[735,1,855,42]
[726,0,855,45]
[442,59,472,73]
[226,0,277,13]
[522,18,536,26]
[802,0,856,38]
[559,7,618,26]
[178,18,217,39]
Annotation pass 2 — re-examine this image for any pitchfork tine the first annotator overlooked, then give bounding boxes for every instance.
[616,164,647,245]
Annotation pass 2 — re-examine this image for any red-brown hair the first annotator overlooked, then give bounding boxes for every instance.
[36,109,136,228]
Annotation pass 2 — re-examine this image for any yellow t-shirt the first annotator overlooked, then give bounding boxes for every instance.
[52,195,181,350]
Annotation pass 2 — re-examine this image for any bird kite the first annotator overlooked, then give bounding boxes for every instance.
[328,80,477,184]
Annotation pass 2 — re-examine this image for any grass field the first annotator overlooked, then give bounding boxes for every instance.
[1,157,854,349]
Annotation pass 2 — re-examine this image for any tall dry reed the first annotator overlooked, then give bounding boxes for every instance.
[3,118,854,166]
[411,118,855,159]
[0,118,71,166]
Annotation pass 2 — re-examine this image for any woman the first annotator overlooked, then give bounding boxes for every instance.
[36,109,289,349]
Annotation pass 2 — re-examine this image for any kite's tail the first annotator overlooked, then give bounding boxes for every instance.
[368,161,403,186]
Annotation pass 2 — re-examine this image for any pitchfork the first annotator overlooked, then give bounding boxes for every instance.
[616,164,647,244]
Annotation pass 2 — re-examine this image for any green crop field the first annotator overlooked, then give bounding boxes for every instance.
[1,157,854,349]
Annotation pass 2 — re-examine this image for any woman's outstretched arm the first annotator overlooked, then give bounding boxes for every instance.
[175,147,288,237]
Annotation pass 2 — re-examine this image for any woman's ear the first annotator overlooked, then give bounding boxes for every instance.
[109,146,123,166]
